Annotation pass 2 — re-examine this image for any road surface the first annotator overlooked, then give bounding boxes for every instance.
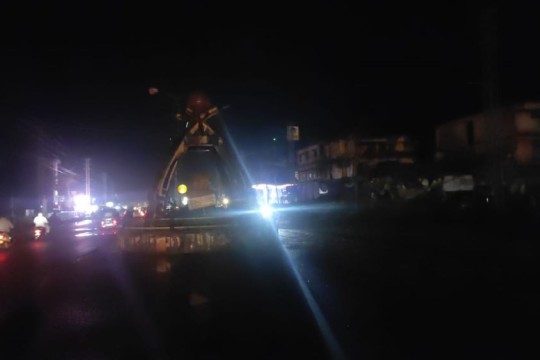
[0,230,329,359]
[1,208,539,359]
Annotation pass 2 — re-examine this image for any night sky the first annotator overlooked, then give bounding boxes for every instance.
[1,1,540,197]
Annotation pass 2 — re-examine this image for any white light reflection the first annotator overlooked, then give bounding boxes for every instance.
[75,231,94,238]
[284,252,344,358]
[75,219,92,227]
[270,220,345,359]
[214,117,344,357]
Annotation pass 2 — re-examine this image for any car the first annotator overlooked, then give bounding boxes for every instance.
[53,208,121,238]
[96,208,121,230]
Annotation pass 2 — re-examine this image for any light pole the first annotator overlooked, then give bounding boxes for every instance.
[102,172,108,203]
[85,158,91,200]
[52,158,61,210]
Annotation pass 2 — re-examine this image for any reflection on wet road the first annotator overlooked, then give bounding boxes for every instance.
[278,228,316,249]
[0,233,330,359]
[1,213,538,359]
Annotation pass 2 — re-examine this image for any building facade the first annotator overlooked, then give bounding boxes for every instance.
[435,102,540,209]
[436,102,540,165]
[295,136,415,201]
[296,143,326,182]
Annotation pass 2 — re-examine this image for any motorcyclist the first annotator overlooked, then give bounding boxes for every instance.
[33,212,50,233]
[0,215,14,234]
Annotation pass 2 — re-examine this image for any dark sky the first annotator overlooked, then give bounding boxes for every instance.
[1,0,540,195]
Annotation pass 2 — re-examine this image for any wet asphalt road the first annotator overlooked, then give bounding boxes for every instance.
[0,230,328,359]
[1,208,540,359]
[278,207,540,360]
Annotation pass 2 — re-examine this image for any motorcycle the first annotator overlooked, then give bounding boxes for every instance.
[0,231,12,248]
[33,226,47,240]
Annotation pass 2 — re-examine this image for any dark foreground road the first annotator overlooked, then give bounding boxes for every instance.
[279,206,540,359]
[1,208,540,359]
[0,231,329,359]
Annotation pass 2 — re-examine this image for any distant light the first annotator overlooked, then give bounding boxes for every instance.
[223,197,230,205]
[252,183,295,190]
[73,194,91,213]
[148,87,159,95]
[260,204,273,219]
[181,196,189,206]
[178,184,188,194]
[105,201,114,208]
[273,137,277,141]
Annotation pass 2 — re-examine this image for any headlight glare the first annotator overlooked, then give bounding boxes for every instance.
[260,204,273,219]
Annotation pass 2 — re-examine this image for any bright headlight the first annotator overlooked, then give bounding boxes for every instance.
[260,204,273,219]
[223,197,230,205]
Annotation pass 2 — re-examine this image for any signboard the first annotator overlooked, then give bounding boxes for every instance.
[188,194,217,210]
[118,230,231,254]
[287,126,300,141]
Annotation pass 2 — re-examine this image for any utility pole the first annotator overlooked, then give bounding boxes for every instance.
[85,158,91,200]
[35,127,46,209]
[481,4,503,207]
[102,172,108,202]
[10,196,14,219]
[482,4,499,117]
[52,158,61,210]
